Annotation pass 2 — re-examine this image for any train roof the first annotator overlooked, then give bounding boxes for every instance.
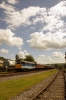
[16,60,35,64]
[44,64,52,66]
[36,63,44,65]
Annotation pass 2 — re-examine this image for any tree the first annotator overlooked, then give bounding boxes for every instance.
[24,55,35,62]
[15,54,19,61]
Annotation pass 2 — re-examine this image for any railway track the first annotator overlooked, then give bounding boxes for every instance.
[0,72,23,77]
[0,70,48,77]
[31,70,65,100]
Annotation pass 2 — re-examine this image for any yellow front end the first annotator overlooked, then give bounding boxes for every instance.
[15,64,22,68]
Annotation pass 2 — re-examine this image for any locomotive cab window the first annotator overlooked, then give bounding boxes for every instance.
[22,62,25,66]
[16,61,21,64]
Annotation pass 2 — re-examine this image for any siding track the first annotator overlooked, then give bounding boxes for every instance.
[31,70,65,100]
[0,70,46,77]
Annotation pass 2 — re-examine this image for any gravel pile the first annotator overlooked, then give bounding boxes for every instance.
[10,72,58,100]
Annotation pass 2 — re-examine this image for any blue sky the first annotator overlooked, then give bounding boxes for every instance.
[0,0,66,64]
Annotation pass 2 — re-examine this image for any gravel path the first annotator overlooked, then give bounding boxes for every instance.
[0,70,53,82]
[10,71,58,100]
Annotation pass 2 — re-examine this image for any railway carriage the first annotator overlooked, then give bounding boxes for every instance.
[36,64,44,70]
[44,65,55,69]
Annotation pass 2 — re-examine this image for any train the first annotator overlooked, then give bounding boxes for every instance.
[1,59,55,72]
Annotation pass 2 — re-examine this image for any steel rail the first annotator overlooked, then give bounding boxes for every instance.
[31,70,60,100]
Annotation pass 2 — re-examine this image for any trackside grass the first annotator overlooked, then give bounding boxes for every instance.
[0,69,57,100]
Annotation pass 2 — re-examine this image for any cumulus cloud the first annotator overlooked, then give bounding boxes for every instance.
[38,54,45,61]
[35,54,45,64]
[41,1,66,32]
[45,55,64,64]
[39,54,45,59]
[0,2,46,30]
[0,1,66,50]
[0,48,9,53]
[7,0,19,4]
[35,54,54,64]
[0,1,66,31]
[6,7,46,30]
[52,52,64,58]
[45,56,63,64]
[46,56,52,61]
[0,1,66,32]
[27,32,66,50]
[18,50,30,59]
[35,54,65,64]
[0,2,15,12]
[0,29,23,50]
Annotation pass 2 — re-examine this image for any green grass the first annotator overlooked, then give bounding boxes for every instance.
[0,69,57,100]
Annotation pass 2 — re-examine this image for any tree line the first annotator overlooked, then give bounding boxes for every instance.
[0,56,6,61]
[15,54,36,62]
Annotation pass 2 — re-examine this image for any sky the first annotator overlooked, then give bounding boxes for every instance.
[0,0,66,64]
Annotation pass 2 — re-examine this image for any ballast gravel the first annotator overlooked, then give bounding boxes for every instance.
[10,71,58,100]
[0,71,48,82]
